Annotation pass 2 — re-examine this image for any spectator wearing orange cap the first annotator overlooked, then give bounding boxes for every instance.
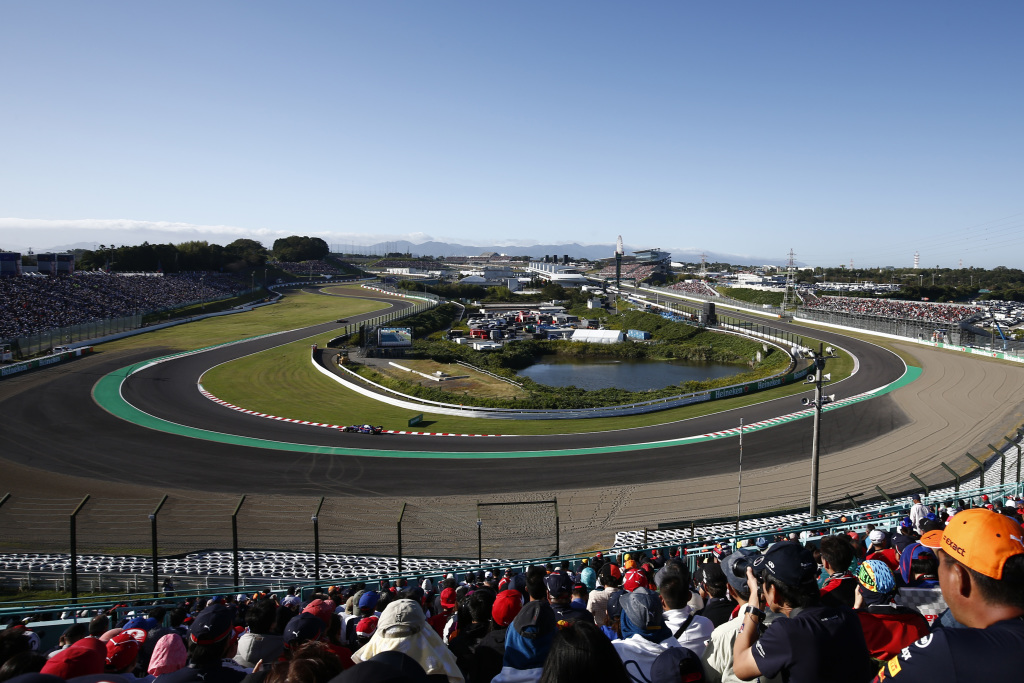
[873,508,1024,681]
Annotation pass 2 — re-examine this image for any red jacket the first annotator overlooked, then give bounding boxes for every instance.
[857,608,930,660]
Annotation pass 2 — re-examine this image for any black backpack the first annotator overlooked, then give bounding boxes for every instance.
[648,646,705,683]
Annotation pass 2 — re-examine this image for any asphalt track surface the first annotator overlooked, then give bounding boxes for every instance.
[5,288,1024,556]
[9,289,905,495]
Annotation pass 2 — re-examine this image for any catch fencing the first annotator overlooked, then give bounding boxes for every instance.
[796,308,970,345]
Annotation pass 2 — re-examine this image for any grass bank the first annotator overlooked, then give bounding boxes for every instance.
[199,295,858,435]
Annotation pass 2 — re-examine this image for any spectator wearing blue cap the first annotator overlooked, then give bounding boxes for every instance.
[155,604,244,683]
[544,573,593,625]
[732,541,873,683]
[610,587,688,682]
[898,543,939,589]
[343,592,379,648]
[579,561,597,592]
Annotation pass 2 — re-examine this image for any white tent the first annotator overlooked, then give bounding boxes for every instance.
[570,329,623,344]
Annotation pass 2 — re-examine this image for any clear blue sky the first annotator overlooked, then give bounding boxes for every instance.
[2,2,1022,268]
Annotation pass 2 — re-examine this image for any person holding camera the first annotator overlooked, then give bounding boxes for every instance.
[731,541,874,683]
[700,548,778,683]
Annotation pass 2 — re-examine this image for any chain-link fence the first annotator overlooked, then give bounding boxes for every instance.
[795,308,971,344]
[959,322,1024,357]
[6,315,143,358]
[2,287,272,359]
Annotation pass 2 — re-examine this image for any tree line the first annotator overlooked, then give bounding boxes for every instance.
[71,236,330,273]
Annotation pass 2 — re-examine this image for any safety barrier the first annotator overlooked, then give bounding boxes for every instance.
[0,347,93,380]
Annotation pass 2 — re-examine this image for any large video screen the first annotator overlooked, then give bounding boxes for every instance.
[378,327,413,348]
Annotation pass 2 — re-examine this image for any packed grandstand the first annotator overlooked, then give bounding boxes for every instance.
[666,280,720,298]
[0,272,245,341]
[800,295,984,325]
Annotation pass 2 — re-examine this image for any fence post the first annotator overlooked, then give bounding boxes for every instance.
[940,462,961,497]
[988,444,1005,487]
[312,497,324,587]
[1004,435,1022,486]
[965,452,985,488]
[554,498,560,557]
[150,495,167,596]
[476,502,483,564]
[231,495,246,590]
[909,473,930,496]
[397,503,406,576]
[70,495,90,602]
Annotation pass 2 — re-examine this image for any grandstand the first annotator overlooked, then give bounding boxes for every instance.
[800,294,983,324]
[0,272,244,342]
[667,280,720,297]
[271,259,351,276]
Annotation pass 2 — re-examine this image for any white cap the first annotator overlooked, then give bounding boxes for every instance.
[868,529,886,543]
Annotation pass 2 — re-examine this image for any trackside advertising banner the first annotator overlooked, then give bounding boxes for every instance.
[711,366,810,401]
[0,347,93,379]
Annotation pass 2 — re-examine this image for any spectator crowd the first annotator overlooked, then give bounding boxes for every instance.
[272,261,349,277]
[800,295,984,325]
[0,273,244,341]
[3,494,1022,682]
[595,263,660,283]
[667,280,720,298]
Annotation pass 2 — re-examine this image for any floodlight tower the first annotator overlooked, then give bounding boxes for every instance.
[615,235,624,289]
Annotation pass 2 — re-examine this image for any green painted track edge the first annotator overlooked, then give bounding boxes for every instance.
[92,340,922,458]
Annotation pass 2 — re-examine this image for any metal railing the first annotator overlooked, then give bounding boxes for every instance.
[641,284,785,317]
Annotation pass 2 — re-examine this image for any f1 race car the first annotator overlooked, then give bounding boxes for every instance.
[342,424,385,434]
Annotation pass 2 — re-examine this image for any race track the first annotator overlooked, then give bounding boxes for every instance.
[2,289,1023,556]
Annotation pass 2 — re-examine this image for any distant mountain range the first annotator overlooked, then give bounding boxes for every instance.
[355,239,795,267]
[15,239,796,267]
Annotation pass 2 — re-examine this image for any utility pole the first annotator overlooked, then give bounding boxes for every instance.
[736,418,744,533]
[801,344,838,517]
